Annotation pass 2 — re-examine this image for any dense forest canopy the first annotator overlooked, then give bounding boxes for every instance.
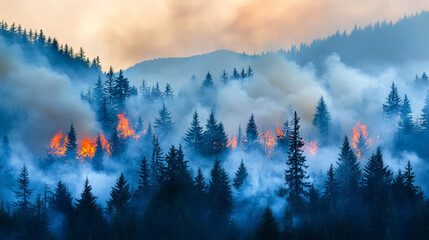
[1,12,429,240]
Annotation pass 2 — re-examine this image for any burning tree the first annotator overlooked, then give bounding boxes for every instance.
[352,121,372,159]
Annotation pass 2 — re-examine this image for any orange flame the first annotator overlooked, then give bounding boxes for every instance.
[351,121,372,159]
[116,114,141,140]
[100,134,112,156]
[227,137,238,150]
[78,136,96,161]
[49,131,67,157]
[303,140,319,156]
[259,130,277,158]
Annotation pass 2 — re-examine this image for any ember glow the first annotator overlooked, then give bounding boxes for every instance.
[227,137,238,150]
[303,140,319,157]
[49,131,67,157]
[116,114,141,140]
[259,130,277,158]
[77,136,96,160]
[351,121,372,159]
[100,134,112,156]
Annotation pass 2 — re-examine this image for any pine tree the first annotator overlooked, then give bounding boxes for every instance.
[362,147,393,201]
[240,67,246,78]
[136,115,143,133]
[65,123,78,161]
[422,72,428,83]
[323,163,338,207]
[93,75,104,108]
[50,180,73,215]
[164,83,174,98]
[246,114,259,148]
[92,135,104,171]
[398,94,414,134]
[215,122,229,153]
[313,96,331,139]
[154,103,174,137]
[209,158,232,214]
[184,111,204,152]
[150,82,163,100]
[221,70,228,84]
[107,173,131,216]
[203,110,219,155]
[233,159,248,190]
[335,136,361,199]
[419,92,429,134]
[151,136,165,186]
[145,122,153,141]
[137,157,152,198]
[383,82,401,118]
[276,120,290,152]
[113,70,131,110]
[99,96,112,131]
[232,67,240,79]
[110,128,122,158]
[285,112,310,207]
[139,79,150,98]
[194,168,206,192]
[75,178,97,213]
[246,66,254,78]
[237,124,244,148]
[105,66,116,105]
[255,206,280,240]
[403,160,420,202]
[14,164,33,213]
[201,72,215,89]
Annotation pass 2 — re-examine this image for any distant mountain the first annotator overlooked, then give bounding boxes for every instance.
[126,11,429,87]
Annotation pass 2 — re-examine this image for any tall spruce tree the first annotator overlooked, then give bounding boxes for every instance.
[93,75,104,109]
[362,147,393,201]
[110,128,122,158]
[194,168,206,193]
[254,206,280,240]
[215,122,229,153]
[232,67,240,79]
[50,180,73,215]
[285,112,310,207]
[75,178,97,213]
[276,120,290,152]
[14,164,33,213]
[209,158,232,215]
[151,136,165,186]
[113,70,131,110]
[246,66,254,78]
[107,173,131,216]
[164,83,174,99]
[383,82,401,118]
[184,111,204,152]
[92,135,104,171]
[335,136,361,199]
[137,157,152,199]
[201,72,215,89]
[237,124,244,148]
[221,70,228,84]
[105,66,115,105]
[323,163,338,207]
[398,94,414,134]
[403,160,420,202]
[313,96,331,140]
[246,114,259,149]
[419,91,429,134]
[99,96,112,131]
[203,110,219,155]
[154,103,174,137]
[233,159,248,190]
[65,123,78,161]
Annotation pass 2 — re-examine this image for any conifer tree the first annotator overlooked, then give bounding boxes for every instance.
[203,110,219,155]
[246,114,259,149]
[237,124,244,148]
[75,178,97,213]
[201,72,215,89]
[313,96,331,139]
[92,135,104,171]
[232,67,240,79]
[107,173,131,216]
[419,92,429,134]
[137,157,152,198]
[362,147,393,200]
[285,112,310,206]
[184,111,204,152]
[136,115,143,133]
[99,96,112,131]
[14,164,33,213]
[50,180,73,215]
[194,168,206,192]
[323,163,338,207]
[240,67,246,78]
[110,128,122,158]
[403,160,420,201]
[255,206,280,240]
[215,122,229,153]
[209,158,232,214]
[151,136,165,185]
[383,82,401,118]
[233,159,248,190]
[145,122,153,141]
[221,70,228,84]
[398,94,414,134]
[105,66,115,105]
[335,136,361,198]
[246,66,254,78]
[164,83,174,98]
[150,82,163,100]
[277,120,290,152]
[113,70,131,110]
[154,103,174,137]
[65,123,78,161]
[93,75,104,108]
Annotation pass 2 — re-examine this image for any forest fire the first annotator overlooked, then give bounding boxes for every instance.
[49,131,67,157]
[77,136,96,160]
[227,137,237,150]
[99,134,112,155]
[259,130,277,158]
[303,140,319,156]
[116,114,141,140]
[351,121,372,159]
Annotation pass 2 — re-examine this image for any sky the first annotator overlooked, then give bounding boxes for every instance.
[0,0,428,70]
